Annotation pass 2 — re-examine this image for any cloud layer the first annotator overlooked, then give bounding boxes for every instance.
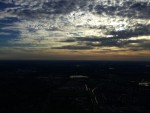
[0,0,150,60]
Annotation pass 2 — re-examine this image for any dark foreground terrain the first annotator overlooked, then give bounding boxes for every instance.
[0,60,150,113]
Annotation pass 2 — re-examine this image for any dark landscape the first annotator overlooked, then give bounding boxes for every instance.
[0,60,150,113]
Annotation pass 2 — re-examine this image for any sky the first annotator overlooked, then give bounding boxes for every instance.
[0,0,150,60]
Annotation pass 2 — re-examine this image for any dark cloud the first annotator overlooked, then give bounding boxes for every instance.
[1,0,88,18]
[140,41,150,50]
[110,24,150,39]
[59,23,150,50]
[84,39,150,51]
[59,23,150,49]
[59,36,123,49]
[60,38,76,42]
[52,45,93,50]
[60,36,103,42]
[60,23,150,47]
[0,0,149,20]
[42,0,76,14]
[127,2,150,19]
[53,38,150,51]
[93,49,130,53]
[126,40,150,51]
[94,1,150,19]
